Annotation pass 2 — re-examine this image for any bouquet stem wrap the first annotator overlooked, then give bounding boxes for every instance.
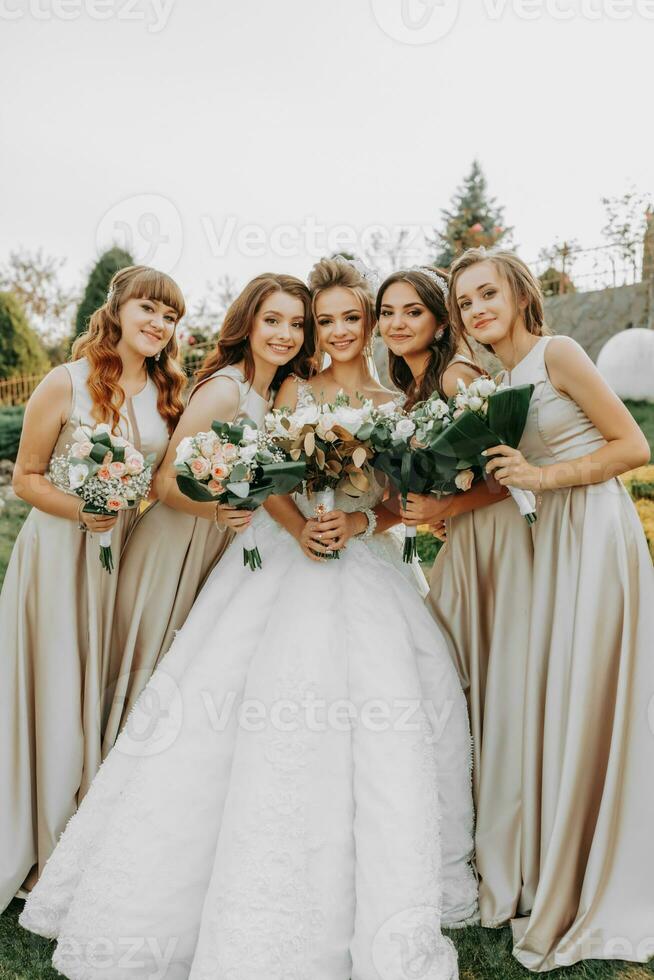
[314,487,339,560]
[98,528,114,574]
[508,487,538,525]
[241,521,262,571]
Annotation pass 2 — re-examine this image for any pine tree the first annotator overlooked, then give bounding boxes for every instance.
[75,247,133,337]
[431,160,512,268]
[0,292,50,380]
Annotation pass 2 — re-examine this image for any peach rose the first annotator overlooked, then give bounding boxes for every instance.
[106,496,126,511]
[97,466,112,481]
[454,469,475,492]
[109,461,127,479]
[190,457,211,480]
[207,479,223,495]
[222,443,239,463]
[211,461,230,481]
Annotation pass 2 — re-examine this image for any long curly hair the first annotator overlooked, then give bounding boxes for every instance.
[376,267,471,408]
[72,265,186,434]
[195,274,316,388]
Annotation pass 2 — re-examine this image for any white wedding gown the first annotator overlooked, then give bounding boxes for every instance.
[20,398,478,980]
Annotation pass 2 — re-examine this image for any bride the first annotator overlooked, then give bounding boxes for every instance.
[19,257,478,980]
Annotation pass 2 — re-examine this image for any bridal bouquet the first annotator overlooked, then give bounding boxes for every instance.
[175,419,305,570]
[49,422,155,573]
[265,392,374,559]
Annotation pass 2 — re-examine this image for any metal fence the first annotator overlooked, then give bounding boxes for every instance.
[531,241,646,295]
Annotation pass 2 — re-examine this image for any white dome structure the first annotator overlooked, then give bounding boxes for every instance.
[597,328,654,402]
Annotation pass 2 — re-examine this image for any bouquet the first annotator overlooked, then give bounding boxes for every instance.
[442,376,538,524]
[265,391,374,559]
[49,422,155,572]
[367,395,468,561]
[175,418,305,570]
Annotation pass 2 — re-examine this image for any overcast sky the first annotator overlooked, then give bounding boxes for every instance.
[1,0,653,309]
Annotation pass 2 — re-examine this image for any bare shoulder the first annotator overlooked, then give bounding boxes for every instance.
[27,364,72,421]
[274,375,300,411]
[189,374,241,414]
[441,361,482,399]
[544,335,589,367]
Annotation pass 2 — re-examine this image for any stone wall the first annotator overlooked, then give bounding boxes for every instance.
[544,280,653,363]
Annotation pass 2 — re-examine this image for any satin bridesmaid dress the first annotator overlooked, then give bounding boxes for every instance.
[0,358,169,911]
[426,353,536,928]
[101,365,272,756]
[506,337,654,972]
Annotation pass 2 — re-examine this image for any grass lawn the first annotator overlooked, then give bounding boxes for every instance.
[0,401,653,979]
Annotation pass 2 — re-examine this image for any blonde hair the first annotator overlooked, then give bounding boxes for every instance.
[72,265,186,434]
[308,256,376,348]
[448,248,550,349]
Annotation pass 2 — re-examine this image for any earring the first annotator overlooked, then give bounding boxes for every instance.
[155,351,162,362]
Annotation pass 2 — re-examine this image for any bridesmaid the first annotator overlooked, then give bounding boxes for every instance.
[102,274,316,754]
[451,248,654,971]
[377,266,535,929]
[0,265,186,910]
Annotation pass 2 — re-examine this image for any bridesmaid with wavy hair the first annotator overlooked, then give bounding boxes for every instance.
[377,265,535,930]
[451,247,653,972]
[0,265,186,910]
[102,273,316,754]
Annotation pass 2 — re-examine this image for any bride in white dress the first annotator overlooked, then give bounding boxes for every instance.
[20,257,477,980]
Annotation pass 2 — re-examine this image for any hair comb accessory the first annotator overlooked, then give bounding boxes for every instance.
[106,284,115,303]
[408,266,449,300]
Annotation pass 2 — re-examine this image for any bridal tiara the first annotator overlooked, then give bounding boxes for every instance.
[407,266,450,301]
[334,255,381,293]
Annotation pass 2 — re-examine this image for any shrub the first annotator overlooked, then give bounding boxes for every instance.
[0,292,49,380]
[0,405,25,461]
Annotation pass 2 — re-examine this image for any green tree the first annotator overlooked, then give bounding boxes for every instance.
[430,160,512,268]
[0,292,50,380]
[75,247,133,337]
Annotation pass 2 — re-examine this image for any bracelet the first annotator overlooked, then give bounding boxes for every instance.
[213,503,228,534]
[357,508,377,541]
[538,467,545,492]
[77,500,88,533]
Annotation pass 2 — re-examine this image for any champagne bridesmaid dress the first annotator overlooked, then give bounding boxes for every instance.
[425,353,535,928]
[101,365,272,756]
[0,358,169,912]
[506,337,654,972]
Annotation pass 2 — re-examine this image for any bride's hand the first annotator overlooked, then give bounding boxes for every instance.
[317,510,367,552]
[298,519,333,561]
[215,504,253,534]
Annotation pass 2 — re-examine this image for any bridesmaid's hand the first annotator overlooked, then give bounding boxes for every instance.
[400,492,455,527]
[80,512,118,533]
[430,520,448,542]
[483,446,542,491]
[215,505,253,534]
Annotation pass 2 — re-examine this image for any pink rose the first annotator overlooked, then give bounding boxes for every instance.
[190,457,211,479]
[125,451,144,475]
[97,466,112,481]
[106,496,126,511]
[109,462,127,479]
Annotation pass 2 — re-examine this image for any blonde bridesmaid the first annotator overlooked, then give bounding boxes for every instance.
[452,247,654,972]
[377,267,535,929]
[0,265,186,910]
[101,274,316,754]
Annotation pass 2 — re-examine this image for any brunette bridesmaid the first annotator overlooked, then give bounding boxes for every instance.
[377,266,534,929]
[101,274,316,754]
[0,266,185,910]
[451,248,653,971]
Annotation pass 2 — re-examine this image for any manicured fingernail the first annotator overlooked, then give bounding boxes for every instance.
[481,450,488,456]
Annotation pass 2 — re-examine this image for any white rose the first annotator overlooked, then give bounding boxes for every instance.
[376,401,398,418]
[476,378,497,398]
[112,436,129,448]
[333,406,363,433]
[240,444,257,463]
[68,463,89,490]
[293,404,320,428]
[468,396,483,412]
[454,468,475,492]
[318,411,337,435]
[196,432,219,457]
[72,424,92,443]
[125,450,145,474]
[242,425,259,444]
[71,440,93,459]
[394,418,416,441]
[92,423,112,437]
[429,399,450,420]
[174,437,196,466]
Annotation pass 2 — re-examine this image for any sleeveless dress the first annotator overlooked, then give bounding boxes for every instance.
[0,358,169,913]
[101,366,271,756]
[425,354,535,928]
[19,379,478,980]
[505,337,654,972]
